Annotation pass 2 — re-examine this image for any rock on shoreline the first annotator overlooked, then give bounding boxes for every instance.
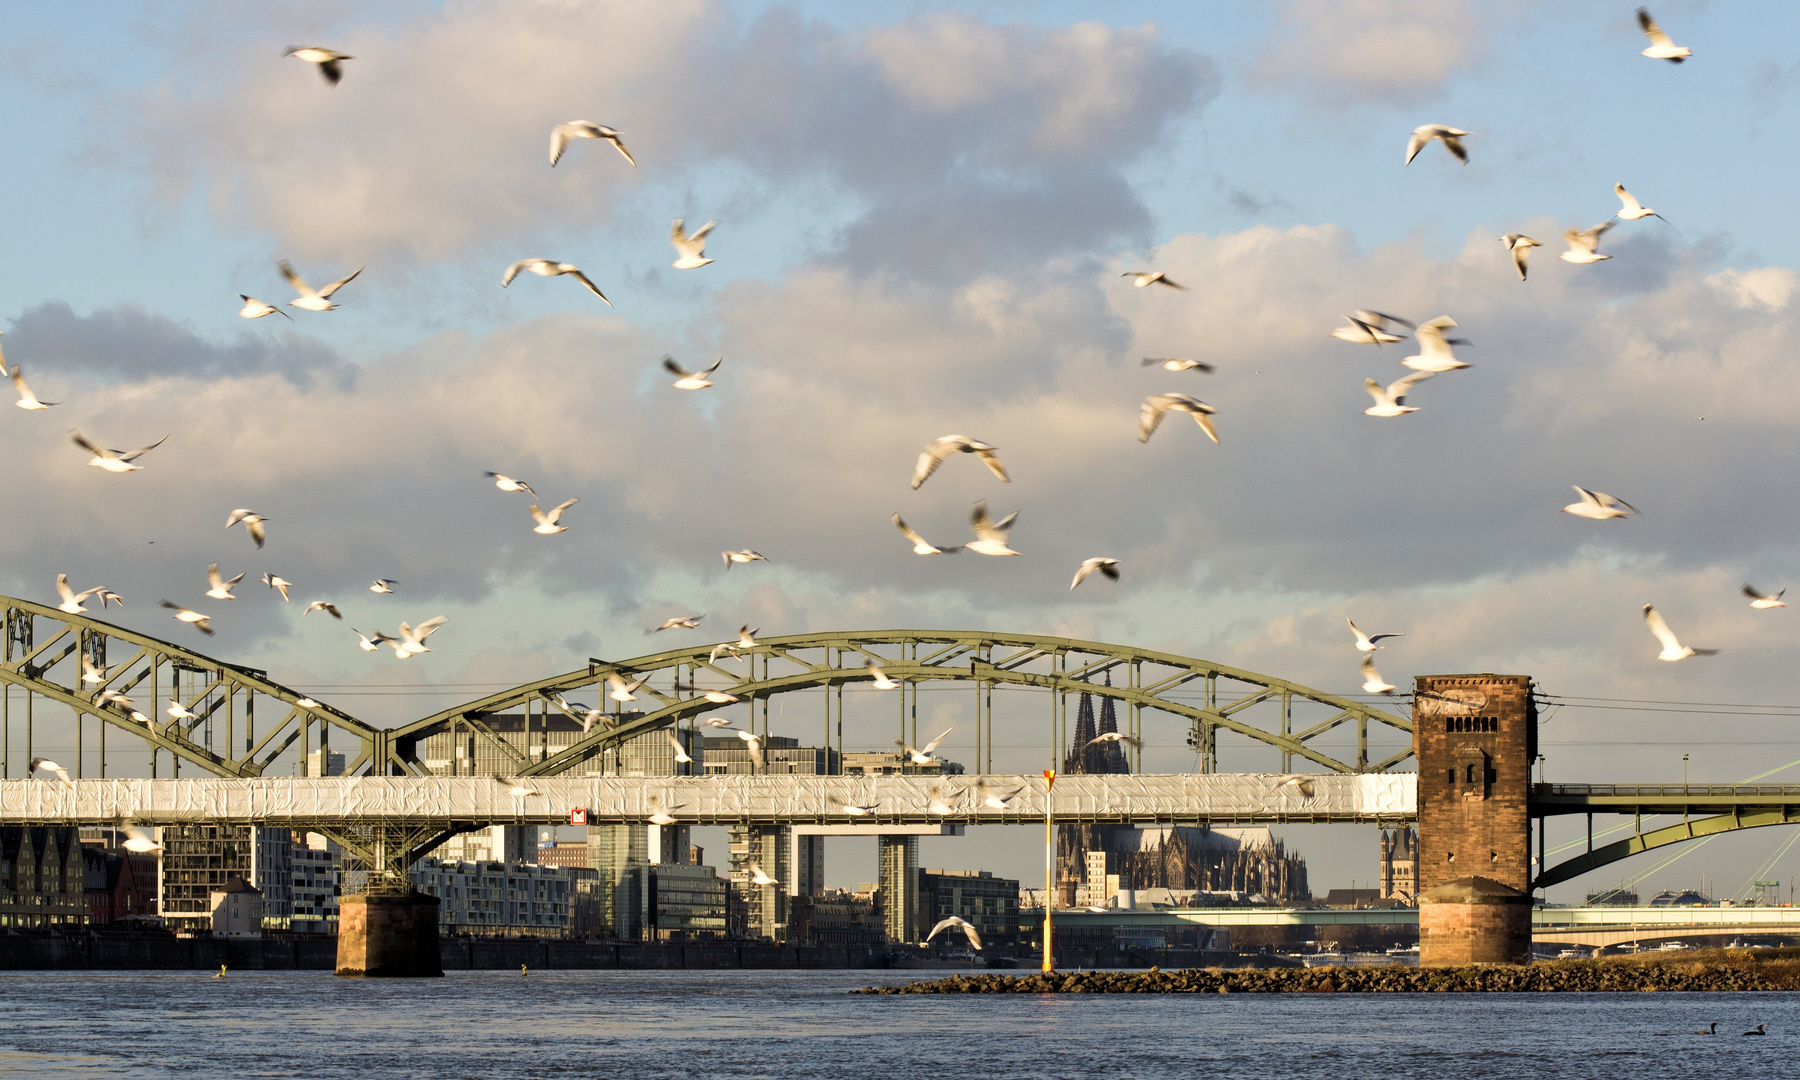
[857,949,1800,994]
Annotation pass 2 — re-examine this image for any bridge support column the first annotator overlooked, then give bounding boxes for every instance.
[336,893,443,977]
[1414,673,1536,966]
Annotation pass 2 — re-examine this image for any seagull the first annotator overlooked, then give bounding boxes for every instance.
[926,785,958,815]
[1141,357,1214,373]
[1637,8,1691,63]
[709,641,741,664]
[546,691,604,733]
[160,601,214,636]
[1084,731,1142,751]
[1363,371,1434,417]
[1742,1024,1767,1036]
[237,295,291,321]
[1560,222,1614,264]
[1139,393,1219,444]
[1273,775,1317,803]
[262,573,294,601]
[747,863,778,886]
[1614,183,1666,222]
[647,795,683,826]
[278,260,362,311]
[225,509,269,548]
[1405,125,1469,165]
[369,579,397,594]
[896,728,953,766]
[70,429,167,472]
[649,615,705,634]
[701,716,738,727]
[965,500,1020,557]
[303,601,343,619]
[1121,271,1187,290]
[295,698,320,709]
[606,673,650,703]
[1348,618,1403,653]
[865,659,900,690]
[96,690,147,723]
[670,219,717,269]
[1361,654,1396,695]
[81,656,115,685]
[30,758,73,788]
[119,823,161,853]
[892,513,960,555]
[722,550,768,569]
[1070,558,1120,591]
[736,728,764,769]
[1402,317,1470,373]
[205,564,245,600]
[841,799,879,817]
[549,121,636,167]
[1562,486,1640,520]
[682,687,744,705]
[282,46,352,85]
[55,575,104,614]
[353,629,393,653]
[501,260,610,306]
[394,616,447,659]
[977,779,1024,810]
[530,498,579,535]
[913,435,1009,489]
[97,590,124,609]
[10,365,60,409]
[1330,311,1414,345]
[1744,584,1787,610]
[1643,604,1718,662]
[663,355,721,390]
[485,472,536,496]
[166,700,198,720]
[926,915,984,950]
[1499,234,1541,281]
[502,779,538,798]
[665,729,693,764]
[735,626,759,652]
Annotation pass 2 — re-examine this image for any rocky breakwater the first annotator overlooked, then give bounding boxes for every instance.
[858,949,1800,994]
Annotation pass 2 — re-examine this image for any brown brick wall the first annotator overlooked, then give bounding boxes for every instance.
[1419,898,1532,965]
[1413,674,1534,893]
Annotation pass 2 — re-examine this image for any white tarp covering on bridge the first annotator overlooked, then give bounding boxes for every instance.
[0,772,1416,827]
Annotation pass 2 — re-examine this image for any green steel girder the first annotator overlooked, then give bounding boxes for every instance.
[0,596,378,779]
[1535,805,1800,890]
[393,630,1413,777]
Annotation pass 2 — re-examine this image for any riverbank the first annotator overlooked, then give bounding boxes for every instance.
[859,948,1800,993]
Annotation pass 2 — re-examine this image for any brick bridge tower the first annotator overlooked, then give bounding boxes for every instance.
[1413,673,1536,965]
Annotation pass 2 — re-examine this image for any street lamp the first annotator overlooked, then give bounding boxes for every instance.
[1683,753,1689,789]
[1042,769,1057,974]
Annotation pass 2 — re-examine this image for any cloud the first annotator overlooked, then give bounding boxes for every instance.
[1248,0,1503,105]
[5,300,349,386]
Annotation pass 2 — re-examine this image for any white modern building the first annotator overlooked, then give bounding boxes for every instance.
[410,858,572,936]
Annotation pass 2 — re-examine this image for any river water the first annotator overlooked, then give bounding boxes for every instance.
[1,969,1795,1078]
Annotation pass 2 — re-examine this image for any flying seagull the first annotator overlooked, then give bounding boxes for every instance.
[965,500,1020,557]
[237,294,291,321]
[926,915,984,950]
[503,779,538,799]
[1121,271,1187,290]
[892,513,960,555]
[1348,618,1403,653]
[1560,222,1614,264]
[1562,486,1639,520]
[303,600,343,619]
[55,574,104,614]
[896,728,954,766]
[160,601,214,636]
[394,616,447,659]
[1744,584,1787,610]
[485,472,536,496]
[926,785,957,815]
[546,691,603,733]
[70,429,167,472]
[369,579,397,594]
[1637,8,1690,63]
[278,260,362,311]
[722,549,768,569]
[1499,234,1541,281]
[1402,316,1470,373]
[282,46,352,85]
[840,798,880,817]
[977,779,1024,809]
[1330,311,1414,345]
[747,863,778,886]
[670,219,717,269]
[647,795,682,826]
[649,615,705,634]
[736,728,765,770]
[1614,183,1666,222]
[501,259,611,306]
[913,435,1009,489]
[1643,604,1717,661]
[30,757,73,788]
[865,658,900,690]
[663,356,721,390]
[353,629,393,653]
[1139,393,1219,444]
[166,700,198,720]
[735,625,759,652]
[666,729,693,764]
[606,673,650,703]
[1141,357,1214,373]
[530,498,579,535]
[1405,124,1469,165]
[1070,557,1120,591]
[10,365,60,409]
[205,564,245,600]
[119,822,161,853]
[1274,775,1317,803]
[262,573,294,601]
[549,121,636,167]
[1085,731,1142,751]
[1363,371,1434,416]
[1361,654,1396,695]
[225,509,269,548]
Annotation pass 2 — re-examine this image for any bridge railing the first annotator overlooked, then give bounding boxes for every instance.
[1539,783,1800,799]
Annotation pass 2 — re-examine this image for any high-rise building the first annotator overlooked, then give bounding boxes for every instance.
[877,834,918,944]
[410,858,573,936]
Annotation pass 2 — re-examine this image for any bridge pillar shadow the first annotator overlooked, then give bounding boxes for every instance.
[1415,674,1536,966]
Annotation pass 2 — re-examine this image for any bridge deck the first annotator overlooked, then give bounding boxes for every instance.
[0,774,1414,827]
[1534,783,1800,815]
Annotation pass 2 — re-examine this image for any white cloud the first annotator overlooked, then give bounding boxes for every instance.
[1249,0,1513,105]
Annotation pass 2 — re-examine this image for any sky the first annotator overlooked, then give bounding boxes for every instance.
[7,0,1800,902]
